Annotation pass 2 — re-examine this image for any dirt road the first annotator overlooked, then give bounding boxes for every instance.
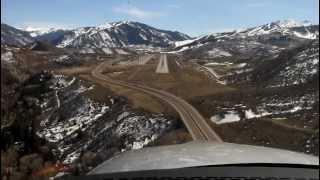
[91,56,223,142]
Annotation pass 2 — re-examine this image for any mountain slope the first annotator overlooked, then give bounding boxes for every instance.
[175,20,319,60]
[241,20,316,38]
[34,21,190,51]
[1,23,34,47]
[222,39,319,88]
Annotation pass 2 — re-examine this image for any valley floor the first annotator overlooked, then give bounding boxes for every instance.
[1,49,318,179]
[59,52,318,155]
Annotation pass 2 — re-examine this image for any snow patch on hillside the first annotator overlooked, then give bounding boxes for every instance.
[208,48,232,58]
[211,111,241,124]
[115,49,129,54]
[174,39,197,48]
[1,51,14,63]
[101,47,113,54]
[53,55,70,63]
[271,44,319,87]
[293,31,317,39]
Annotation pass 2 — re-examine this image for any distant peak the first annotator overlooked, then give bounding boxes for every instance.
[97,22,113,29]
[270,19,311,28]
[98,20,139,29]
[111,21,131,26]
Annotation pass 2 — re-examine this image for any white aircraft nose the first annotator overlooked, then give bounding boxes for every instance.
[89,142,319,174]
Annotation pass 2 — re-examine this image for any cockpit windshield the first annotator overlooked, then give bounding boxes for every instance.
[1,0,319,179]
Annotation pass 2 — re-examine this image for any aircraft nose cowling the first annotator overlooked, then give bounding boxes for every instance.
[88,141,319,174]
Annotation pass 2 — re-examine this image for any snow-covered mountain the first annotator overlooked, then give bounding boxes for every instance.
[1,23,34,47]
[174,20,319,55]
[241,20,317,38]
[175,20,319,91]
[33,21,190,52]
[2,19,318,56]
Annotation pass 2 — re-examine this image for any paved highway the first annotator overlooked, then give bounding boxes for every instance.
[91,54,222,142]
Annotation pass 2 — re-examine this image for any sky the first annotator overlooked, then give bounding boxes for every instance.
[1,0,319,36]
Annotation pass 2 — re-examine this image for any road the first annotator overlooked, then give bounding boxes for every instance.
[91,54,222,142]
[197,63,226,85]
[155,53,170,73]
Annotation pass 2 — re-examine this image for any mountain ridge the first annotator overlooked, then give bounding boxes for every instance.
[31,21,191,50]
[1,23,34,47]
[2,19,318,55]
